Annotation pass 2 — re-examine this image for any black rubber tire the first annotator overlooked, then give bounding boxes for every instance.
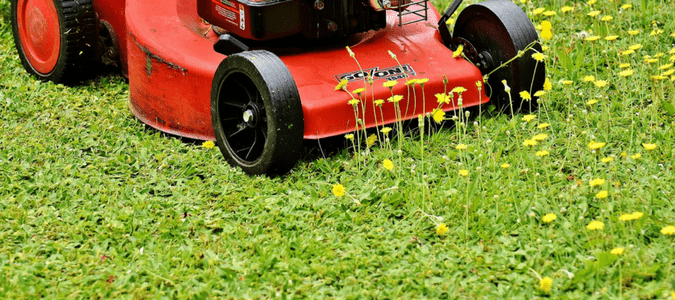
[10,0,98,84]
[454,0,545,112]
[211,50,304,175]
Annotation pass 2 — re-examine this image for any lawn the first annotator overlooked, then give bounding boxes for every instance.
[1,0,675,298]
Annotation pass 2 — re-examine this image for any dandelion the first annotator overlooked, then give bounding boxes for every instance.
[543,78,552,90]
[533,133,548,141]
[387,95,403,103]
[583,75,596,82]
[621,49,635,56]
[642,143,657,150]
[587,220,605,230]
[561,80,573,85]
[536,150,550,157]
[542,213,557,223]
[619,212,643,221]
[541,29,553,40]
[383,80,398,88]
[366,134,377,147]
[352,88,365,95]
[436,223,449,235]
[611,247,625,255]
[589,178,606,187]
[629,44,642,51]
[600,15,613,21]
[532,53,546,62]
[621,3,632,9]
[537,123,550,129]
[374,99,384,106]
[561,6,574,12]
[601,157,614,163]
[381,127,392,134]
[534,90,546,97]
[450,86,467,94]
[593,80,608,88]
[435,93,451,104]
[332,184,345,197]
[523,139,538,146]
[348,99,360,105]
[595,190,609,199]
[661,225,675,235]
[541,20,552,30]
[630,153,641,159]
[456,144,468,150]
[405,79,418,86]
[501,163,510,169]
[432,108,445,124]
[586,99,599,105]
[522,114,537,122]
[382,159,394,170]
[605,35,618,41]
[202,140,215,149]
[459,169,469,177]
[520,91,532,101]
[588,141,606,149]
[585,35,601,42]
[453,45,464,58]
[627,29,640,36]
[619,69,634,77]
[543,10,556,16]
[540,277,553,293]
[619,63,631,68]
[533,7,546,15]
[587,10,601,17]
[335,79,348,91]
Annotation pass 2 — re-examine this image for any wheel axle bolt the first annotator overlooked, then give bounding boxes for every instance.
[315,0,325,10]
[243,110,254,123]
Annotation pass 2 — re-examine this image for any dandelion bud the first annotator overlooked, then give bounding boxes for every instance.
[474,121,479,127]
[476,81,482,88]
[443,74,448,85]
[457,97,463,107]
[346,46,355,58]
[502,80,511,92]
[465,111,471,118]
[418,114,425,128]
[388,50,396,59]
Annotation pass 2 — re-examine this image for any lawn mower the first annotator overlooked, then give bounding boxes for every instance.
[10,0,545,175]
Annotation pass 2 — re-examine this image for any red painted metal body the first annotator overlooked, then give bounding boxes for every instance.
[94,0,488,140]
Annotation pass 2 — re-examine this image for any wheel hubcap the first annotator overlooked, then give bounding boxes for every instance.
[242,103,261,128]
[16,0,61,74]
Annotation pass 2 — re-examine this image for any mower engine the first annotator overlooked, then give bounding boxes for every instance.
[197,0,389,40]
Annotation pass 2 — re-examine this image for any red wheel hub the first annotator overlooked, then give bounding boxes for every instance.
[16,0,61,74]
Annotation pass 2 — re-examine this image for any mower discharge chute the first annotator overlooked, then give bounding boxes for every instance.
[10,0,545,175]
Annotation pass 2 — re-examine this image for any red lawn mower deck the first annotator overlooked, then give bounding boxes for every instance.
[11,0,545,175]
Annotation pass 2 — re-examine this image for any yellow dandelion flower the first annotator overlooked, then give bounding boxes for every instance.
[520,91,532,101]
[435,93,451,104]
[535,150,550,157]
[540,277,553,293]
[533,133,548,141]
[583,75,596,82]
[621,4,632,9]
[541,20,552,30]
[587,10,601,17]
[589,178,606,187]
[619,214,632,221]
[670,48,675,55]
[533,7,546,14]
[455,143,468,150]
[587,0,596,4]
[381,127,392,134]
[202,140,215,149]
[593,80,608,88]
[585,35,601,42]
[459,169,469,177]
[659,63,674,70]
[432,108,445,124]
[417,78,429,85]
[450,86,467,94]
[542,45,549,51]
[661,225,675,235]
[500,163,510,169]
[561,80,573,85]
[621,49,635,56]
[523,139,538,146]
[543,10,556,16]
[605,35,618,41]
[588,141,606,149]
[534,90,546,97]
[541,29,553,40]
[345,134,354,140]
[586,99,599,105]
[650,29,664,36]
[631,212,644,220]
[652,75,667,80]
[382,159,394,170]
[601,157,614,163]
[387,95,403,103]
[645,58,659,64]
[601,15,613,21]
[335,78,348,91]
[366,134,377,147]
[561,6,574,12]
[595,190,609,199]
[631,153,641,159]
[453,45,464,58]
[352,88,365,94]
[671,32,675,38]
[621,152,627,158]
[587,220,605,230]
[619,63,631,68]
[662,69,675,76]
[537,123,550,129]
[383,80,398,88]
[374,99,384,106]
[522,114,537,122]
[642,143,657,150]
[532,53,546,62]
[436,223,449,235]
[332,184,345,197]
[543,78,552,90]
[619,69,634,77]
[611,247,625,255]
[627,29,640,36]
[348,99,360,105]
[542,213,557,223]
[629,44,642,51]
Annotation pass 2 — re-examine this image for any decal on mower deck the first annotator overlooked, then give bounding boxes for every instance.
[214,0,240,27]
[335,64,416,83]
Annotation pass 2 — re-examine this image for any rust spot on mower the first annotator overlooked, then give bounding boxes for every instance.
[130,33,188,76]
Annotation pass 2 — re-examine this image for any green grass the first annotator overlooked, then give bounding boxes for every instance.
[1,0,675,298]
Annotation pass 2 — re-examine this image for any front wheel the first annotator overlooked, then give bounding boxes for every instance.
[210,50,304,175]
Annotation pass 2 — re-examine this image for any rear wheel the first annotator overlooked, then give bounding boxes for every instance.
[452,0,545,112]
[211,50,304,175]
[11,0,97,84]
